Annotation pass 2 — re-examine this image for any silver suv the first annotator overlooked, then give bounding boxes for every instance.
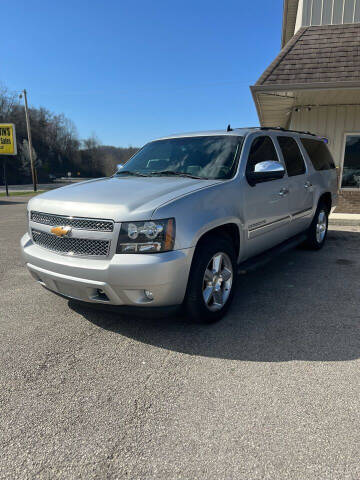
[21,127,338,323]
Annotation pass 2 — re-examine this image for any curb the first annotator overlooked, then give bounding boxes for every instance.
[329,214,360,227]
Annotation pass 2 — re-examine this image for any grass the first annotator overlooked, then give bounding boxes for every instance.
[0,190,45,197]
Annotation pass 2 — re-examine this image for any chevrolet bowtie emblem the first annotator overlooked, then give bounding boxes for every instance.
[50,226,72,237]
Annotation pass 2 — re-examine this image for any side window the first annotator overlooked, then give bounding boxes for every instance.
[277,136,306,177]
[247,136,279,172]
[300,138,335,170]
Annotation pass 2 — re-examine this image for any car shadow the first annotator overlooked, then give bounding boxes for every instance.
[69,230,360,362]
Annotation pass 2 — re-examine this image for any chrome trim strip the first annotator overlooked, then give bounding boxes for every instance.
[30,211,114,232]
[248,215,291,239]
[28,221,114,240]
[248,220,267,231]
[292,208,313,219]
[249,215,291,232]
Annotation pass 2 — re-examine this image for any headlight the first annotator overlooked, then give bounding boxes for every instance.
[116,218,175,254]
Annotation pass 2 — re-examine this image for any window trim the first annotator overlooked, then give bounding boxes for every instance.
[245,134,286,185]
[340,132,360,191]
[275,135,307,178]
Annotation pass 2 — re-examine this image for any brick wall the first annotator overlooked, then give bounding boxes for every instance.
[335,191,360,214]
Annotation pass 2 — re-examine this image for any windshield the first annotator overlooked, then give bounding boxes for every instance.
[115,135,243,180]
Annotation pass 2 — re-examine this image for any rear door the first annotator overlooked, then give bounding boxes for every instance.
[243,134,291,258]
[276,135,314,236]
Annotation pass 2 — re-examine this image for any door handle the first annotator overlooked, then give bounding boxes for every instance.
[278,188,289,197]
[304,181,312,189]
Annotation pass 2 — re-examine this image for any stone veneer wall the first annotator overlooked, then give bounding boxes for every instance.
[335,191,360,213]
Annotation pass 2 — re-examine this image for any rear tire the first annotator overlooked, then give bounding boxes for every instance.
[303,201,329,250]
[184,235,237,324]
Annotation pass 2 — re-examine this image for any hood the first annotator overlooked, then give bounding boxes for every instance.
[28,176,220,221]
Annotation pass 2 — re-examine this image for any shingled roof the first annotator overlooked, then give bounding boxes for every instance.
[256,23,360,86]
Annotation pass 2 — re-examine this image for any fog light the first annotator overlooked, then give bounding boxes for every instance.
[144,290,154,300]
[95,289,109,301]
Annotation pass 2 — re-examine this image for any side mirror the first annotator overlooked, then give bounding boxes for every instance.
[247,161,285,186]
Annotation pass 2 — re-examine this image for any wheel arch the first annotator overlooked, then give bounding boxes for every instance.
[194,222,241,259]
[318,191,332,212]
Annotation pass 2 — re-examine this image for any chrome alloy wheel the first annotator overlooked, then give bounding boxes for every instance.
[316,210,327,244]
[202,252,233,312]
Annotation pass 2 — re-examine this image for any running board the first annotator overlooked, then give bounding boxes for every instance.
[237,233,307,274]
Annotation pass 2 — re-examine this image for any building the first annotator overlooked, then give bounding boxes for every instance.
[251,0,360,211]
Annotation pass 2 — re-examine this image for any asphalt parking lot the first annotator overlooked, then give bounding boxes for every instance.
[1,196,360,480]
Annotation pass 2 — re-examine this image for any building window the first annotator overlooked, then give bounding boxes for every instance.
[342,135,360,189]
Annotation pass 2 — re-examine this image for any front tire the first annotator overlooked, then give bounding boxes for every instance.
[304,201,329,250]
[184,235,237,324]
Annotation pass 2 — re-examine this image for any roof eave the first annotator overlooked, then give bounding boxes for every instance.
[252,81,360,93]
[250,86,265,125]
[281,0,289,48]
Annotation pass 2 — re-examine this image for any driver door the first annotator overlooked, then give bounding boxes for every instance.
[243,135,291,258]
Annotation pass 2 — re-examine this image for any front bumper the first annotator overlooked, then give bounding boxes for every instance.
[21,233,194,307]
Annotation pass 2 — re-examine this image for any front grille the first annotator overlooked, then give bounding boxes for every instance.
[31,229,110,256]
[31,211,114,232]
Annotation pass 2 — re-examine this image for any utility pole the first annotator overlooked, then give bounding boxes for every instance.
[22,89,37,192]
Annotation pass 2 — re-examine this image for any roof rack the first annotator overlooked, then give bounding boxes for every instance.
[259,126,316,136]
[233,127,259,130]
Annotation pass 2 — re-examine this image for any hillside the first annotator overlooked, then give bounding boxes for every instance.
[0,85,138,184]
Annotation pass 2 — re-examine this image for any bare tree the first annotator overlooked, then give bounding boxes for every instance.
[0,82,138,182]
[82,133,100,150]
[20,139,41,177]
[0,84,18,120]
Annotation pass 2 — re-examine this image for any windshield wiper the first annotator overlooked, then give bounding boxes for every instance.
[147,171,207,180]
[115,170,149,177]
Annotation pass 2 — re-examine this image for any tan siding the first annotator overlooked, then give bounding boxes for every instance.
[318,106,327,136]
[312,0,323,23]
[322,0,333,23]
[327,108,337,159]
[355,0,360,21]
[344,0,355,22]
[303,0,312,24]
[298,0,359,27]
[333,0,344,22]
[290,105,360,167]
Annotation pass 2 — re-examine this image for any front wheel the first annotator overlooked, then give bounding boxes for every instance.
[184,236,237,323]
[303,201,329,250]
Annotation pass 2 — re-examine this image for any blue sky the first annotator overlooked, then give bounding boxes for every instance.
[5,0,283,147]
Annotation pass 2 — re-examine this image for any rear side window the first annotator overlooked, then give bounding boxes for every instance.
[247,136,279,172]
[300,138,335,170]
[277,136,306,177]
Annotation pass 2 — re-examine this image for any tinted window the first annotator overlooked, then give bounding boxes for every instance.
[277,136,306,177]
[301,138,335,171]
[342,135,360,188]
[247,136,279,172]
[115,136,242,180]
